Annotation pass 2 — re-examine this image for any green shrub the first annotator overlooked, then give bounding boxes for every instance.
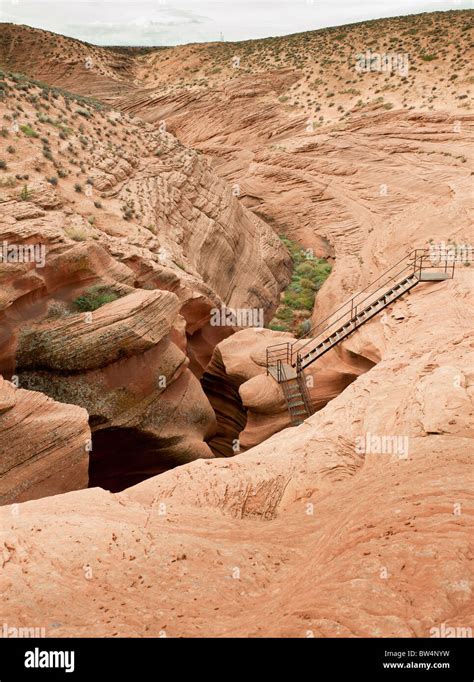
[20,184,31,201]
[275,307,294,321]
[283,289,314,310]
[20,124,39,138]
[72,285,120,312]
[267,235,332,337]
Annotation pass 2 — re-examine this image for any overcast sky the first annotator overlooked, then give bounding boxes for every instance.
[0,0,470,45]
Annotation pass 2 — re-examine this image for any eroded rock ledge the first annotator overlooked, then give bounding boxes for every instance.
[15,290,217,495]
[0,377,90,504]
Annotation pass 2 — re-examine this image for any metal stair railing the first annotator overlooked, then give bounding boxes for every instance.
[296,362,313,418]
[276,361,306,425]
[297,270,418,368]
[266,343,291,375]
[267,248,455,374]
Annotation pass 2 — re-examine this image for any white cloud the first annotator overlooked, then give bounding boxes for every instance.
[0,0,471,45]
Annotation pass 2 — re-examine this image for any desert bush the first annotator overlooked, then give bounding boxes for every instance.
[76,107,91,118]
[46,301,70,319]
[297,319,312,337]
[64,225,88,242]
[20,123,39,138]
[72,285,120,312]
[19,184,31,201]
[267,235,332,336]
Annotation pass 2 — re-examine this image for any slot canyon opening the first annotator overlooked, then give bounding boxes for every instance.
[87,348,376,491]
[83,250,381,490]
[88,428,182,493]
[200,344,378,456]
[201,364,248,457]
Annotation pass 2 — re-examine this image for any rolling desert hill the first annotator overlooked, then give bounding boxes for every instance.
[4,12,473,253]
[2,11,472,117]
[0,11,473,638]
[0,24,137,99]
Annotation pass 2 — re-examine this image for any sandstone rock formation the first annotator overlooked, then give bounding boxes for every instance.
[16,289,180,371]
[0,12,472,639]
[0,71,291,378]
[0,377,90,504]
[0,68,290,495]
[0,307,472,635]
[203,327,372,456]
[16,289,217,492]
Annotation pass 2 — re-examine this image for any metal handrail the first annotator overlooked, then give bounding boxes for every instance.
[267,248,420,365]
[296,367,313,416]
[296,248,422,344]
[266,343,291,375]
[276,359,286,383]
[266,247,454,370]
[296,261,415,358]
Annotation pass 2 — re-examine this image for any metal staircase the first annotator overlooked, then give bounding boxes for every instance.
[267,248,456,425]
[268,361,313,426]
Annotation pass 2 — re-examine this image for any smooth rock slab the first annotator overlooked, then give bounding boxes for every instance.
[0,377,90,505]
